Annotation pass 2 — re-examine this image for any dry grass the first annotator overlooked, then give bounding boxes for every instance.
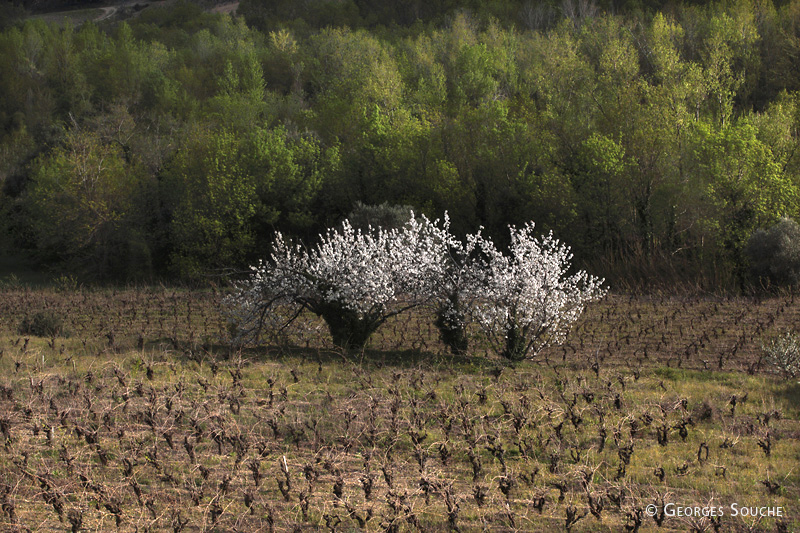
[0,287,797,532]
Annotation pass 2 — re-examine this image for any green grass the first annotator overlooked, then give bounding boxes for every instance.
[654,367,743,384]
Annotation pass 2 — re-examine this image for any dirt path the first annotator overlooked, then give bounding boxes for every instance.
[210,1,239,14]
[91,1,238,22]
[95,5,117,21]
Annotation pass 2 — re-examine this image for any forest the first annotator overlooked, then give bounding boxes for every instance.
[2,0,800,289]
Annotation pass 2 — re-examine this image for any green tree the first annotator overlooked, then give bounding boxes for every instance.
[305,27,404,145]
[760,1,800,100]
[696,8,760,127]
[245,125,337,243]
[162,127,258,278]
[23,129,149,278]
[573,132,631,256]
[396,32,447,120]
[687,119,799,277]
[163,124,337,277]
[436,100,575,243]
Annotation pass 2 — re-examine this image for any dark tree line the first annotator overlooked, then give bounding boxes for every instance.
[1,0,800,288]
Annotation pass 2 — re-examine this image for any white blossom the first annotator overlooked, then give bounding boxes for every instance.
[763,332,800,379]
[226,214,606,357]
[225,214,446,349]
[472,222,607,360]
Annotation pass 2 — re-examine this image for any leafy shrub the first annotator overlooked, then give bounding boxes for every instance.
[763,332,800,379]
[53,274,80,293]
[745,218,800,287]
[0,273,21,290]
[19,311,67,337]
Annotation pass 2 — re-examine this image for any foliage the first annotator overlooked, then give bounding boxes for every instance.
[162,127,259,278]
[746,217,800,287]
[2,3,800,289]
[18,310,67,337]
[690,121,797,259]
[162,125,333,278]
[21,128,152,279]
[245,125,335,242]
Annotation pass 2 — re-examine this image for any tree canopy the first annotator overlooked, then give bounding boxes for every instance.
[2,0,800,289]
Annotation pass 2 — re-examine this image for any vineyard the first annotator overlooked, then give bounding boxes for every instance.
[0,286,798,531]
